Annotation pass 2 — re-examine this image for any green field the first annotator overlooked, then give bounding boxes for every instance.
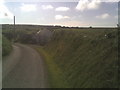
[2,24,118,88]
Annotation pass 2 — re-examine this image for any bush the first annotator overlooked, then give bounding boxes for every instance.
[2,35,12,56]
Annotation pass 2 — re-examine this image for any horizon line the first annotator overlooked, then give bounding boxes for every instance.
[1,24,118,28]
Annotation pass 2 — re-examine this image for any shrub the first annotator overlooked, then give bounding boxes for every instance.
[2,35,12,56]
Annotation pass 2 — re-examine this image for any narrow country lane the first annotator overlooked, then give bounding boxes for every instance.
[2,43,49,88]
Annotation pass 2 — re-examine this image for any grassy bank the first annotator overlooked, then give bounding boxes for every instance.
[33,46,70,88]
[2,35,12,56]
[35,28,118,88]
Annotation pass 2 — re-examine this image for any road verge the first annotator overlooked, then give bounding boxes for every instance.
[31,45,70,88]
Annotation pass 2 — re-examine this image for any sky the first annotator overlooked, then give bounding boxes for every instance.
[0,0,119,27]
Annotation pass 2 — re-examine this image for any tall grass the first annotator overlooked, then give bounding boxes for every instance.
[36,28,118,88]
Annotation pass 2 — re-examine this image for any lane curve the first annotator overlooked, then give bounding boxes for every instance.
[2,43,48,88]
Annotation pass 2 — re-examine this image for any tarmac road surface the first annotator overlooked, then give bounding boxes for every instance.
[2,43,48,88]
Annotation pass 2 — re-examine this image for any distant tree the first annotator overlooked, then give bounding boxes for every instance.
[89,26,92,28]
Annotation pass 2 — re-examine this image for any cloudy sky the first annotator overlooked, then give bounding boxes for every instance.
[0,0,119,27]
